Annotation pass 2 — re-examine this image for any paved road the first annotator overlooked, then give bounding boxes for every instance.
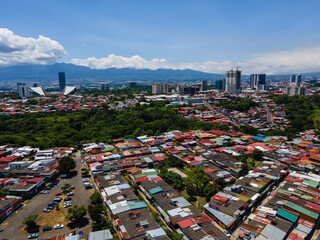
[0,151,93,240]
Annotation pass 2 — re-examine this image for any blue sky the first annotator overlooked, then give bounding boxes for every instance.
[1,0,320,74]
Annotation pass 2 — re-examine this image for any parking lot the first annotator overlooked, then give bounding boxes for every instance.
[0,151,94,240]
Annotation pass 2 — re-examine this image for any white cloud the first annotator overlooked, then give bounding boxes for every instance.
[70,47,320,74]
[242,47,320,74]
[70,54,234,73]
[0,28,66,66]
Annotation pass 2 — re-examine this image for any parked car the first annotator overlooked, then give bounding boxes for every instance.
[28,234,38,239]
[0,227,3,232]
[54,224,64,229]
[54,197,62,202]
[43,209,50,213]
[55,192,62,196]
[45,186,51,190]
[40,190,47,194]
[43,226,52,231]
[28,228,39,233]
[69,186,75,189]
[63,201,72,208]
[83,178,89,182]
[223,230,231,238]
[64,197,72,201]
[81,168,86,171]
[47,206,55,210]
[67,192,74,196]
[84,184,93,189]
[53,182,58,185]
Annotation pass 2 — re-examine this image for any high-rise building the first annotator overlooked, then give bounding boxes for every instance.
[128,82,137,88]
[250,74,267,91]
[200,79,208,91]
[180,86,199,95]
[290,74,296,83]
[225,69,241,94]
[296,74,302,84]
[17,83,30,98]
[58,72,66,91]
[152,83,162,94]
[162,82,168,94]
[215,79,225,91]
[101,83,110,91]
[286,85,305,96]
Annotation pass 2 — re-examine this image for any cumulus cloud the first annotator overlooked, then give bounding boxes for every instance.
[0,28,66,66]
[70,54,234,73]
[70,47,320,74]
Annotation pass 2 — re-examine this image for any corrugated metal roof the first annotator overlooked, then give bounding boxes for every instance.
[204,204,234,226]
[127,201,147,210]
[88,229,113,240]
[260,224,286,240]
[149,186,163,195]
[276,209,298,223]
[285,202,318,219]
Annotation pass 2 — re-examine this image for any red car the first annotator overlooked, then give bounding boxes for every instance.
[55,192,62,196]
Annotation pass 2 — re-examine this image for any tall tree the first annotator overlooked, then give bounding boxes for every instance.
[58,156,76,174]
[66,206,87,222]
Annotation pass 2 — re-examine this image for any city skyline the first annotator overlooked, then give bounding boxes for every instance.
[1,1,320,74]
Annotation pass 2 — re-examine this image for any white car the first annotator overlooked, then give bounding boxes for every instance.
[63,201,72,208]
[223,230,231,237]
[40,190,47,194]
[43,208,50,213]
[54,224,64,229]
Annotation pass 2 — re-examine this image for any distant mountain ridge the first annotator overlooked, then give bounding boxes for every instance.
[0,63,224,83]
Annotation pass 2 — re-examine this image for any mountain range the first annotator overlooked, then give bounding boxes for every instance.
[0,63,224,84]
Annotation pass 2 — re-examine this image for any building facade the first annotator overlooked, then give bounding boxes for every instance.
[250,74,268,91]
[58,72,66,91]
[200,79,208,91]
[226,69,241,94]
[17,83,30,98]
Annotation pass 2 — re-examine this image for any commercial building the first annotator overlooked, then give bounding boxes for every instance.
[162,82,168,94]
[17,83,30,98]
[215,79,226,92]
[152,83,169,94]
[58,72,66,91]
[200,79,208,91]
[290,74,302,84]
[152,83,162,94]
[101,83,110,91]
[225,69,241,94]
[285,85,305,96]
[250,74,268,91]
[128,82,137,88]
[179,86,199,95]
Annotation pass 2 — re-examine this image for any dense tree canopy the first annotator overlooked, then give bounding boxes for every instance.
[90,191,103,205]
[0,104,230,148]
[273,95,320,131]
[217,97,259,112]
[58,156,76,174]
[66,205,87,222]
[185,166,209,196]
